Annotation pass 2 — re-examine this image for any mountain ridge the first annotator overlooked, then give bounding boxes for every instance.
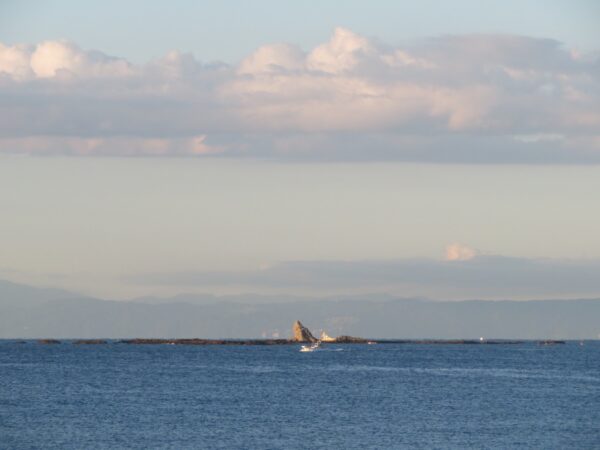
[1,279,599,339]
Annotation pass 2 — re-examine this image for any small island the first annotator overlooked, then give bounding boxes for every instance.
[32,321,565,346]
[119,320,371,345]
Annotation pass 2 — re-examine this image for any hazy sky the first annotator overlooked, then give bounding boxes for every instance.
[1,1,599,299]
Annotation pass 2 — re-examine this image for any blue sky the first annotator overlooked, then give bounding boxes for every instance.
[0,1,599,299]
[2,0,599,62]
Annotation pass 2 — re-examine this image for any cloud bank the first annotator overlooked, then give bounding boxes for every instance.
[1,29,599,162]
[131,254,600,300]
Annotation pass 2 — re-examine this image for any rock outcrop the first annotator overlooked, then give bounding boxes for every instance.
[292,320,317,342]
[37,339,61,344]
[334,335,368,343]
[121,338,291,345]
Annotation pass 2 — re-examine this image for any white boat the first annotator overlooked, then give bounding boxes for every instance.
[300,340,321,352]
[320,331,336,342]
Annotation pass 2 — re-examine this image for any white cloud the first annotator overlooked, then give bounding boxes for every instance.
[0,29,599,161]
[306,27,374,73]
[1,40,133,80]
[0,43,33,80]
[238,43,305,74]
[30,41,84,78]
[445,243,477,261]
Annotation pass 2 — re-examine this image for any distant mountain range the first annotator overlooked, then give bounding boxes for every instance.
[1,279,599,339]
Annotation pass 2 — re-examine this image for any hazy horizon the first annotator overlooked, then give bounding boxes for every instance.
[2,277,599,339]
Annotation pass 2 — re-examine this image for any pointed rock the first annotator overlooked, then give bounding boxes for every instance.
[292,320,317,342]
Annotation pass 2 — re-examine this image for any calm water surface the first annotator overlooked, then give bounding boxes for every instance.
[1,341,599,449]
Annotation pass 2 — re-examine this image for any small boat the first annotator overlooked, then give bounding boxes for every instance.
[300,340,321,352]
[320,331,336,342]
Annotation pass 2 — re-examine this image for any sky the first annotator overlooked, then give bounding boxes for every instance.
[1,1,599,300]
[1,0,599,62]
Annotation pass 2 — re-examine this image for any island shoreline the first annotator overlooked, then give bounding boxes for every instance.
[19,338,568,345]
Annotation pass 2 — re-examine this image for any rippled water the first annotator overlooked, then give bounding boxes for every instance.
[1,341,599,449]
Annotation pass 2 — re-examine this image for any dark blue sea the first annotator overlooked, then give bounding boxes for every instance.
[1,341,599,449]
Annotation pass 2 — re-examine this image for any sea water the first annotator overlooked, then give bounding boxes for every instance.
[1,341,599,449]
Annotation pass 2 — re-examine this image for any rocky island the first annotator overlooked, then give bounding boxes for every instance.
[120,320,369,345]
[32,321,566,345]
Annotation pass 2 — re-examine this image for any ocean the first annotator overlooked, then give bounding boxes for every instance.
[1,341,599,449]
